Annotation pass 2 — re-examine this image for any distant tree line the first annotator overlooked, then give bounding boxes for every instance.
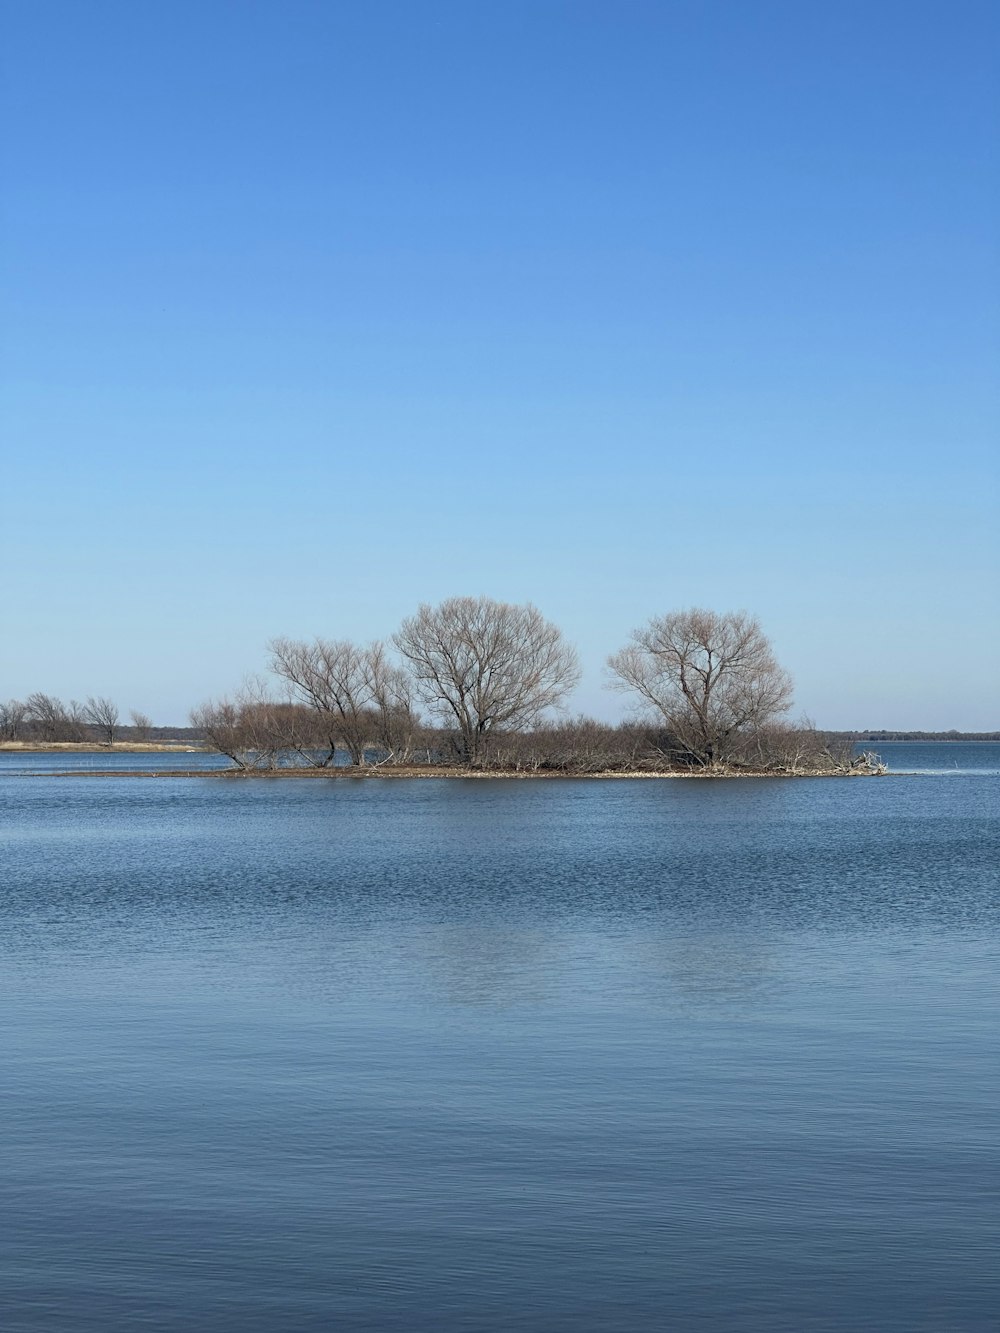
[835,730,1000,743]
[0,694,154,745]
[190,597,875,775]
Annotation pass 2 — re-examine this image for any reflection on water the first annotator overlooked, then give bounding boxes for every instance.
[1,759,998,1331]
[634,929,783,1004]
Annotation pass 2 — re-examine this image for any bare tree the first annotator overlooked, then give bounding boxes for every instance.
[23,693,90,742]
[269,637,385,766]
[608,608,793,768]
[366,646,419,764]
[263,700,330,766]
[0,699,27,741]
[24,692,78,742]
[83,696,120,746]
[394,596,580,765]
[191,681,286,771]
[752,717,830,773]
[65,700,89,741]
[267,637,418,766]
[129,709,153,741]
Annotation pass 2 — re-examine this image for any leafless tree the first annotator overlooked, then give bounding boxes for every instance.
[65,700,89,740]
[608,608,793,768]
[24,692,86,742]
[191,681,287,770]
[25,692,61,740]
[751,717,830,772]
[264,700,332,766]
[267,637,420,767]
[0,699,27,741]
[83,696,120,746]
[269,637,385,766]
[26,693,91,742]
[366,648,419,764]
[129,709,154,741]
[394,596,581,765]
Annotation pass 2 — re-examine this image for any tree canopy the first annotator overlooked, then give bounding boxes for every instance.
[394,596,580,765]
[608,608,793,767]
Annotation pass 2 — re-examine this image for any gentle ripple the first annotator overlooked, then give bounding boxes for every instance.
[1,747,998,1331]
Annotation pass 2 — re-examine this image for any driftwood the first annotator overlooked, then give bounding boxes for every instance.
[851,750,888,775]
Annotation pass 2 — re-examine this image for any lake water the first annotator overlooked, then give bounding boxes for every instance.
[1,745,997,1330]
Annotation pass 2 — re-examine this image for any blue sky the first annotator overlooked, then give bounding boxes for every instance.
[2,0,997,728]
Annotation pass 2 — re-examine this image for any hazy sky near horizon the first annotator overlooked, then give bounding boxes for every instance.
[2,0,997,728]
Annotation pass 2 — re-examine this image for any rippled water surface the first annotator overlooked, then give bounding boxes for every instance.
[2,748,998,1331]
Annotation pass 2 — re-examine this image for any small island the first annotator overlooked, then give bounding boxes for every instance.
[1,600,902,778]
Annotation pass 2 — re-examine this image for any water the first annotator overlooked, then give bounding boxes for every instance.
[1,746,998,1330]
[0,748,380,775]
[864,740,1000,775]
[0,749,228,775]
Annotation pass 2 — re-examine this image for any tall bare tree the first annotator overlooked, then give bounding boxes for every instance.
[129,709,153,741]
[83,696,120,746]
[366,645,419,764]
[0,699,27,741]
[608,608,793,767]
[269,637,390,766]
[24,692,87,742]
[394,596,580,765]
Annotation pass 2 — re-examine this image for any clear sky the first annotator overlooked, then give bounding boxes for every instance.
[2,0,997,728]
